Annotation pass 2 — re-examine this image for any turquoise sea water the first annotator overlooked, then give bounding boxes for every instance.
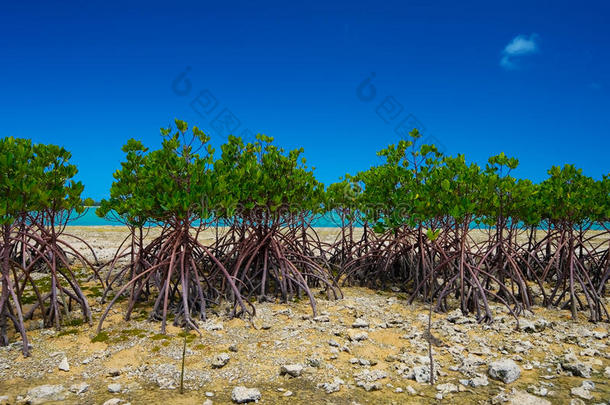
[69,208,345,227]
[69,208,609,230]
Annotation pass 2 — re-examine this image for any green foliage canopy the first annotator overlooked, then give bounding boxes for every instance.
[214,134,325,223]
[1,137,90,226]
[97,120,216,226]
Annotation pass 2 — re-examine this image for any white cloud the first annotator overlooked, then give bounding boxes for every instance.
[500,34,539,70]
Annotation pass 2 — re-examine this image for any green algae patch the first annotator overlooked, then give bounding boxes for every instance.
[91,331,110,343]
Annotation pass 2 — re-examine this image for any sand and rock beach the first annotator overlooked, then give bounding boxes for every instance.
[0,227,609,405]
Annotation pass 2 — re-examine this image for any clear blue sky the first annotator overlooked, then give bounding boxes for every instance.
[1,1,608,200]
